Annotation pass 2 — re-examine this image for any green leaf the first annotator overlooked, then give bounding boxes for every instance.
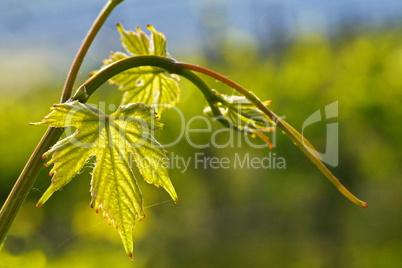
[204,94,275,134]
[33,101,177,259]
[204,93,277,148]
[99,24,180,114]
[118,24,167,57]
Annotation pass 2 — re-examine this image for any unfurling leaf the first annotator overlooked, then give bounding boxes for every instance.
[33,101,177,259]
[204,94,276,148]
[97,24,180,114]
[205,94,275,133]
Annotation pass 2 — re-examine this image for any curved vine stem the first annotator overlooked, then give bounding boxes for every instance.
[0,0,125,246]
[74,55,367,208]
[0,51,367,247]
[176,63,368,208]
[62,0,124,102]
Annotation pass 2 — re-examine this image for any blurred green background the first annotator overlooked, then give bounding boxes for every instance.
[1,1,402,267]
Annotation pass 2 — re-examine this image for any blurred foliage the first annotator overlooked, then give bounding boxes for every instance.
[1,30,402,267]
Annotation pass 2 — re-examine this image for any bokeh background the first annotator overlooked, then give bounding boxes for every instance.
[1,0,402,267]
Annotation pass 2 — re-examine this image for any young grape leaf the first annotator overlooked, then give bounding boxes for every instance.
[204,93,277,147]
[32,101,177,259]
[97,24,180,114]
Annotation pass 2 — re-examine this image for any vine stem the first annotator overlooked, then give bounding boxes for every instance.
[0,0,124,246]
[61,0,124,102]
[177,63,368,208]
[73,55,367,208]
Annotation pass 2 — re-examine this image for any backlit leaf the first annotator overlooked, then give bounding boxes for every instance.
[204,94,275,133]
[98,24,180,114]
[204,94,276,148]
[33,101,177,259]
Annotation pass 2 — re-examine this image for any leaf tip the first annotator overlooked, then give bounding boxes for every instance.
[128,252,134,261]
[41,154,47,160]
[36,202,42,208]
[256,132,274,150]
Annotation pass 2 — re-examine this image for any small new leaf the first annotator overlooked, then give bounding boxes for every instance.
[204,94,276,148]
[98,24,180,114]
[33,101,177,259]
[205,94,275,133]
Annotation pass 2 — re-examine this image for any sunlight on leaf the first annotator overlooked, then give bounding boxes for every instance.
[32,101,177,259]
[204,93,276,148]
[97,24,180,114]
